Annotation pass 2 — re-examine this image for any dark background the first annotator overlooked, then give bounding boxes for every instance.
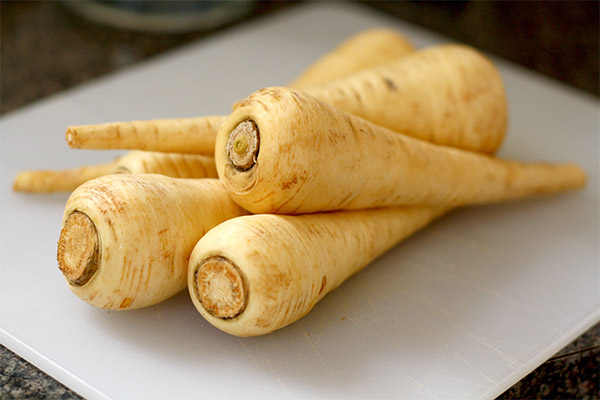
[1,1,598,399]
[2,1,598,115]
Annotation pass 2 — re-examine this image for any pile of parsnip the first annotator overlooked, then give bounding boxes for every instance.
[15,30,586,337]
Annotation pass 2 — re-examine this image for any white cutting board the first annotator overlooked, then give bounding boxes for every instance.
[1,3,598,399]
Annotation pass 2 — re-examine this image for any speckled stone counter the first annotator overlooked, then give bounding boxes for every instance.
[1,2,598,399]
[1,347,80,399]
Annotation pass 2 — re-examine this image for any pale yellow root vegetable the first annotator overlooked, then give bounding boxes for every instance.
[57,174,246,310]
[188,206,448,336]
[114,151,217,178]
[287,28,414,88]
[216,87,586,214]
[13,151,217,193]
[13,161,119,193]
[66,116,225,155]
[302,44,508,153]
[65,30,415,154]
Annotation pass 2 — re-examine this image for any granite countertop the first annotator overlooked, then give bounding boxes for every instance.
[1,1,598,399]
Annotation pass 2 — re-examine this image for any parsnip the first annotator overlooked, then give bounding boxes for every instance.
[13,161,119,193]
[65,30,416,155]
[114,151,217,178]
[188,207,447,336]
[13,151,217,193]
[57,174,246,309]
[67,45,505,155]
[216,87,585,214]
[287,29,414,88]
[301,44,507,153]
[66,116,225,155]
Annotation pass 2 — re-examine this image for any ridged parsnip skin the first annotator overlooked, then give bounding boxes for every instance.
[216,87,586,214]
[288,29,414,89]
[58,175,246,310]
[66,116,225,155]
[13,161,119,193]
[13,151,217,193]
[303,44,507,153]
[116,151,217,179]
[188,207,447,336]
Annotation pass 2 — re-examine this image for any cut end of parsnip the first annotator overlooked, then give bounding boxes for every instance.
[65,127,79,148]
[57,211,99,286]
[227,120,259,171]
[193,256,247,319]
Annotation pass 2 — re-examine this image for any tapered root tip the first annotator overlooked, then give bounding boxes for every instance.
[226,120,259,171]
[12,172,34,192]
[57,211,99,286]
[65,127,79,148]
[193,257,247,319]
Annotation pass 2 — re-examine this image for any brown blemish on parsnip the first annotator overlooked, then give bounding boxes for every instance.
[227,120,259,171]
[281,176,298,190]
[57,211,99,286]
[383,77,397,91]
[119,297,132,309]
[261,87,283,102]
[290,91,304,111]
[90,184,126,213]
[194,256,248,319]
[318,275,327,295]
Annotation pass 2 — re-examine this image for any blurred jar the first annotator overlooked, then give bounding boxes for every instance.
[62,0,257,33]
